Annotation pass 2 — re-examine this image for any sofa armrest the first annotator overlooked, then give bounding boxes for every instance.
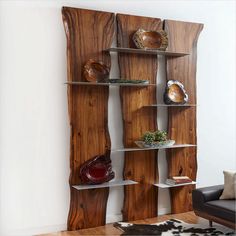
[192,185,224,210]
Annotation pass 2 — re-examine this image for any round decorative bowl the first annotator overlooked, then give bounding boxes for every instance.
[164,80,188,104]
[79,155,115,185]
[133,29,168,51]
[83,59,110,82]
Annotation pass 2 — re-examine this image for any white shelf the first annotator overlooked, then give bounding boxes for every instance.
[154,181,196,188]
[111,144,196,152]
[65,81,156,87]
[144,104,196,107]
[73,180,138,190]
[104,47,189,57]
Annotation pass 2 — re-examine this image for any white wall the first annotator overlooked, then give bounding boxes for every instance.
[0,0,235,235]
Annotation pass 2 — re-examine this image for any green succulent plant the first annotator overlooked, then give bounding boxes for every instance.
[142,132,155,145]
[142,130,168,145]
[154,130,167,142]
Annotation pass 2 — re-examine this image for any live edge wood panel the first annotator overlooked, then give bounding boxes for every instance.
[62,7,114,230]
[165,20,203,213]
[117,14,161,221]
[62,6,203,229]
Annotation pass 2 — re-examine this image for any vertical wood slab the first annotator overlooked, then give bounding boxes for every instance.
[165,20,203,213]
[62,7,114,230]
[117,14,162,221]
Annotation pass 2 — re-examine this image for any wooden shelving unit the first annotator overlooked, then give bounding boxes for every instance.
[62,7,203,231]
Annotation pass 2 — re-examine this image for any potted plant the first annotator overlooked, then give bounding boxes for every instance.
[135,130,175,148]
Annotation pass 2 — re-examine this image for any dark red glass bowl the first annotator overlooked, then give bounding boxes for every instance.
[79,155,115,185]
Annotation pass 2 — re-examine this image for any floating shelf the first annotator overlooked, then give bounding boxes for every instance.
[104,47,189,57]
[144,104,197,107]
[65,81,155,86]
[112,144,196,152]
[73,180,138,190]
[154,181,197,188]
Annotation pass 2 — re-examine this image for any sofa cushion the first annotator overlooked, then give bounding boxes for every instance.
[220,170,236,200]
[205,200,235,223]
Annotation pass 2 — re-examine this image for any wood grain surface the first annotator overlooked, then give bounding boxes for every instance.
[117,14,162,221]
[62,7,114,230]
[164,20,203,213]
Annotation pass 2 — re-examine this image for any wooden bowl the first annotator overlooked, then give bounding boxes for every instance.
[164,80,188,104]
[83,59,110,82]
[133,29,168,51]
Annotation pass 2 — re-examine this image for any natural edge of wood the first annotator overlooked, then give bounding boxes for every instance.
[62,6,115,230]
[117,13,162,221]
[165,19,203,214]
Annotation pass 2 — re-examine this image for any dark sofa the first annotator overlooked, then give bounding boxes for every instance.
[192,185,236,229]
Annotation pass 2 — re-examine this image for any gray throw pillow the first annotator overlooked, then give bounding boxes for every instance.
[220,170,236,200]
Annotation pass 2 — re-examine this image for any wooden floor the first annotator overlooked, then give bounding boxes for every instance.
[39,211,207,236]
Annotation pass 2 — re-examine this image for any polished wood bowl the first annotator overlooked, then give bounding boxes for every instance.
[133,29,168,51]
[83,59,110,82]
[164,80,188,104]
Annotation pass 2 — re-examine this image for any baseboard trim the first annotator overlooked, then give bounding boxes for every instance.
[106,214,122,223]
[158,207,171,216]
[1,223,67,236]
